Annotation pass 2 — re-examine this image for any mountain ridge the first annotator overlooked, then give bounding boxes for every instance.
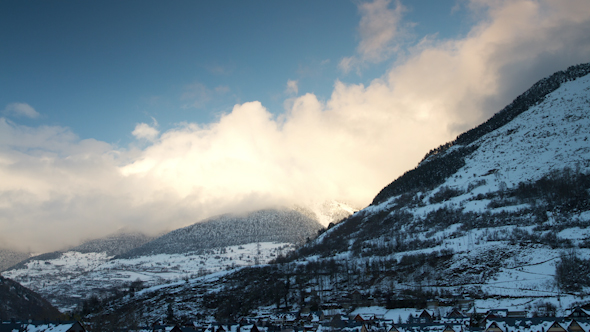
[75,63,590,324]
[116,208,325,259]
[372,63,590,205]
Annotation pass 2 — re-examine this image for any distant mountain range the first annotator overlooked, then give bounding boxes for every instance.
[1,205,354,312]
[75,63,590,324]
[117,208,324,258]
[71,232,154,256]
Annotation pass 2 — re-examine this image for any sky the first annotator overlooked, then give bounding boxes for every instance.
[1,0,590,253]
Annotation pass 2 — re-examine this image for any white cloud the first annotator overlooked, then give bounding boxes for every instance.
[286,80,299,95]
[338,56,357,74]
[340,0,405,72]
[3,103,40,119]
[1,0,590,253]
[132,123,160,142]
[357,0,404,62]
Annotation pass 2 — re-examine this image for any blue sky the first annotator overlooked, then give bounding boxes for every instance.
[1,0,590,252]
[1,0,469,144]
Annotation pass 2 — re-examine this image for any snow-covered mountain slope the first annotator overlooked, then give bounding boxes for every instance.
[293,64,590,294]
[2,242,292,312]
[117,208,325,258]
[361,68,590,220]
[431,73,590,201]
[80,63,590,324]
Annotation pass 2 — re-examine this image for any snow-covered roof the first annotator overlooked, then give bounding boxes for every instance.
[22,323,76,332]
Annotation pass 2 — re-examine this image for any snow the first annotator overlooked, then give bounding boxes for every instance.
[350,307,421,324]
[23,323,75,332]
[443,75,590,195]
[315,73,590,302]
[558,228,590,241]
[1,241,294,312]
[306,200,359,227]
[6,72,590,321]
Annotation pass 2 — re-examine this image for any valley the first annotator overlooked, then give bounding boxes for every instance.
[2,64,590,331]
[3,242,293,312]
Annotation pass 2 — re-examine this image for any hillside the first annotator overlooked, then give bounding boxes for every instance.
[117,208,325,258]
[71,232,154,256]
[0,249,29,272]
[0,275,61,320]
[1,207,338,312]
[302,63,590,259]
[79,63,590,325]
[7,232,153,272]
[1,232,153,312]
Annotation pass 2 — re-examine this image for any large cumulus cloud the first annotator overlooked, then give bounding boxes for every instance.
[1,0,590,252]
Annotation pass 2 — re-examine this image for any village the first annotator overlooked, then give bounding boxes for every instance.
[4,304,590,332]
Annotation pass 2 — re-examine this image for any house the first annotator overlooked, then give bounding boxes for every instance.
[411,310,434,324]
[548,322,567,332]
[569,308,590,320]
[360,324,368,332]
[387,325,399,332]
[567,320,586,332]
[447,309,465,318]
[20,321,86,332]
[485,322,504,332]
[353,314,375,324]
[170,325,183,332]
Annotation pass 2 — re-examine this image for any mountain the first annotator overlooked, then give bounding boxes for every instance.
[79,63,590,325]
[117,208,325,258]
[372,62,590,205]
[1,207,343,313]
[0,249,29,272]
[70,232,154,256]
[6,232,153,272]
[1,232,154,312]
[302,62,590,259]
[0,275,61,320]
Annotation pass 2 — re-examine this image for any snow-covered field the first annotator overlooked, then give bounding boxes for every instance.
[1,241,293,312]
